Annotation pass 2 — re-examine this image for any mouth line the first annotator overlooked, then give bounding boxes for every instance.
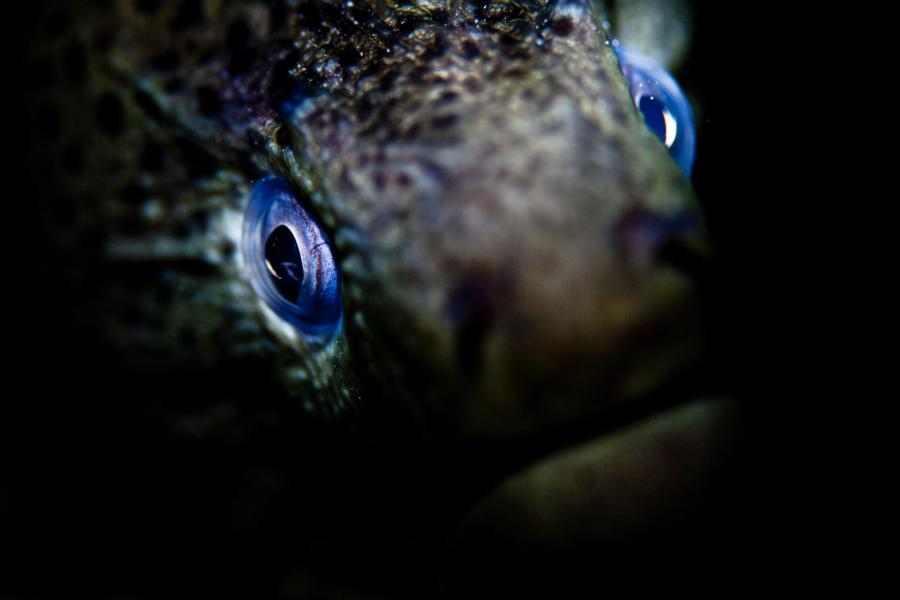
[451,359,727,501]
[521,361,715,462]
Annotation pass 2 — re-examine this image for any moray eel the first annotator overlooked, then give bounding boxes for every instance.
[23,0,738,594]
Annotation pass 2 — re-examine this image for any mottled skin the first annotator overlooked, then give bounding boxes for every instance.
[25,0,734,592]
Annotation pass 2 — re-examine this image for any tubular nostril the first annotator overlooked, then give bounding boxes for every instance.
[615,208,701,267]
[655,235,713,287]
[446,281,496,379]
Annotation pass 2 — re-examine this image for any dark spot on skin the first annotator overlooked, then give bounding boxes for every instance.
[220,240,236,258]
[196,85,222,117]
[169,0,205,32]
[367,95,399,127]
[431,114,459,130]
[62,39,87,85]
[420,160,449,184]
[356,152,373,168]
[176,138,218,178]
[378,70,398,93]
[96,93,125,137]
[356,95,375,122]
[424,33,446,59]
[60,141,84,175]
[460,39,481,60]
[404,122,421,139]
[499,32,519,47]
[150,49,181,71]
[140,140,166,172]
[595,66,610,84]
[502,45,532,60]
[505,66,530,79]
[403,100,422,114]
[136,0,161,14]
[133,89,164,121]
[549,17,574,37]
[407,64,430,83]
[437,90,459,105]
[446,282,495,379]
[607,137,625,159]
[394,173,412,188]
[338,165,353,189]
[611,104,629,125]
[121,182,149,203]
[463,76,483,94]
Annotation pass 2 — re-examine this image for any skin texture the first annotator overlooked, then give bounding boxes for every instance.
[33,0,705,423]
[21,0,736,594]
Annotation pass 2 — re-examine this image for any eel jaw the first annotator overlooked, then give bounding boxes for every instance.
[442,384,741,588]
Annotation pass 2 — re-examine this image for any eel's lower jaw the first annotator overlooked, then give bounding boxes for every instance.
[442,394,740,585]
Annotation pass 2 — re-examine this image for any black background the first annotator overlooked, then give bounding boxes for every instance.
[2,2,803,596]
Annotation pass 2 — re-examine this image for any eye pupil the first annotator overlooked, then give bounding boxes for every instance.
[637,95,671,147]
[265,225,304,301]
[244,176,342,339]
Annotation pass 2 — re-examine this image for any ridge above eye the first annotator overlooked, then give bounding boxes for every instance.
[242,176,342,341]
[615,45,696,176]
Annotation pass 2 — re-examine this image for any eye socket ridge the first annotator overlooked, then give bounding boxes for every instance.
[242,175,342,340]
[615,46,696,176]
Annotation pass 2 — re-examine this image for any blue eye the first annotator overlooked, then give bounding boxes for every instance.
[242,176,342,340]
[616,46,696,176]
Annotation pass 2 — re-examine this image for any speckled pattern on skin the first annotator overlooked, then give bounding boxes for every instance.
[27,0,707,439]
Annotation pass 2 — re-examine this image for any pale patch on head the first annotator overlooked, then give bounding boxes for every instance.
[208,206,245,265]
[552,0,593,20]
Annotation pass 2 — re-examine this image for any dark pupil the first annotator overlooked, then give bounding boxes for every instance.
[265,225,304,301]
[638,95,668,145]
